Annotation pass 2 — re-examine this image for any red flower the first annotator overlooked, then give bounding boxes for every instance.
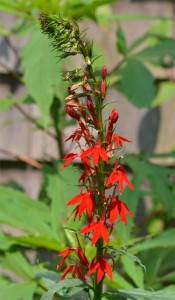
[57,246,89,271]
[87,256,112,283]
[80,219,109,245]
[60,265,85,281]
[57,247,76,269]
[81,144,108,165]
[106,164,134,194]
[109,196,133,224]
[112,134,131,148]
[65,128,82,142]
[67,192,95,219]
[61,153,79,170]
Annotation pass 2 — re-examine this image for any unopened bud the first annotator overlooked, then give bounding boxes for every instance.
[101,66,107,80]
[109,108,119,124]
[101,79,106,98]
[70,81,84,92]
[94,89,100,95]
[66,105,80,120]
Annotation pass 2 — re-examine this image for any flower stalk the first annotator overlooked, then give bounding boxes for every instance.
[40,14,134,300]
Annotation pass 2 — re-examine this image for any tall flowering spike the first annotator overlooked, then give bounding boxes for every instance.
[40,14,134,299]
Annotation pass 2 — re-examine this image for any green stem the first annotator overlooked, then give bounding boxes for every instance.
[79,38,106,300]
[93,97,105,300]
[94,238,103,300]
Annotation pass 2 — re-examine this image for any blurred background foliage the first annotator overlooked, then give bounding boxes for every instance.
[0,0,175,299]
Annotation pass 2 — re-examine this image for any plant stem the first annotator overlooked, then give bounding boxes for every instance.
[94,238,103,300]
[93,96,105,300]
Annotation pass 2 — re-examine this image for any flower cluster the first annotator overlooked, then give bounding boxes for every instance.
[58,66,134,284]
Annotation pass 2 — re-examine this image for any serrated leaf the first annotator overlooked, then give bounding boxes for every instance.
[105,288,175,300]
[121,59,156,107]
[22,27,63,126]
[117,25,127,55]
[41,278,86,300]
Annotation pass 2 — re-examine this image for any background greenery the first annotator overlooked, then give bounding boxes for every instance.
[0,0,175,299]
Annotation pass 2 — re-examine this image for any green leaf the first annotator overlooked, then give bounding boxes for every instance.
[46,162,80,232]
[22,27,63,126]
[121,256,144,288]
[152,82,175,107]
[124,154,175,217]
[0,252,35,280]
[105,288,175,300]
[0,99,13,111]
[105,271,133,289]
[0,186,58,240]
[147,163,175,216]
[0,281,37,300]
[128,33,150,52]
[118,158,147,240]
[131,229,175,253]
[136,40,175,66]
[121,59,156,108]
[117,25,127,55]
[41,278,87,300]
[6,235,61,251]
[0,232,15,250]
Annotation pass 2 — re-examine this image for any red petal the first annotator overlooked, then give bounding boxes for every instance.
[101,223,109,244]
[80,222,98,234]
[109,201,119,223]
[81,147,95,158]
[123,173,134,190]
[105,260,113,280]
[99,147,108,162]
[92,226,101,245]
[67,194,83,206]
[92,148,100,165]
[58,247,73,256]
[87,260,99,276]
[60,266,72,280]
[97,265,104,283]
